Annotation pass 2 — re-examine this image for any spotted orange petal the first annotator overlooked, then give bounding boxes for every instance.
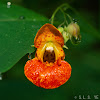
[24,58,71,89]
[34,23,64,48]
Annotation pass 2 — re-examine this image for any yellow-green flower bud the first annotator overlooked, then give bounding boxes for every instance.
[67,23,81,44]
[67,23,80,36]
[62,31,70,43]
[58,27,64,33]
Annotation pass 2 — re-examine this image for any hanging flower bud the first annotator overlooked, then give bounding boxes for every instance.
[67,23,81,44]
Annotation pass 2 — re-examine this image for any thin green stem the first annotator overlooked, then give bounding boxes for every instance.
[65,13,73,23]
[60,8,68,25]
[51,3,70,25]
[51,7,60,25]
[58,21,65,27]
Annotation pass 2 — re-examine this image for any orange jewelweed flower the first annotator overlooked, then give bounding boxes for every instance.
[24,23,71,89]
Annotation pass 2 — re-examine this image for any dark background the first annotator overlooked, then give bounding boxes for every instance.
[0,0,100,100]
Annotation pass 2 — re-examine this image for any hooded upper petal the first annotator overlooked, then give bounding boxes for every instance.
[34,23,64,48]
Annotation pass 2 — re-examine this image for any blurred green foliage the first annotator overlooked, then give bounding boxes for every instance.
[0,0,100,100]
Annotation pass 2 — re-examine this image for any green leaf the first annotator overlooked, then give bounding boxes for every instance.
[0,2,49,73]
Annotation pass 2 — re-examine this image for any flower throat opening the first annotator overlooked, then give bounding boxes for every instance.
[43,50,55,63]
